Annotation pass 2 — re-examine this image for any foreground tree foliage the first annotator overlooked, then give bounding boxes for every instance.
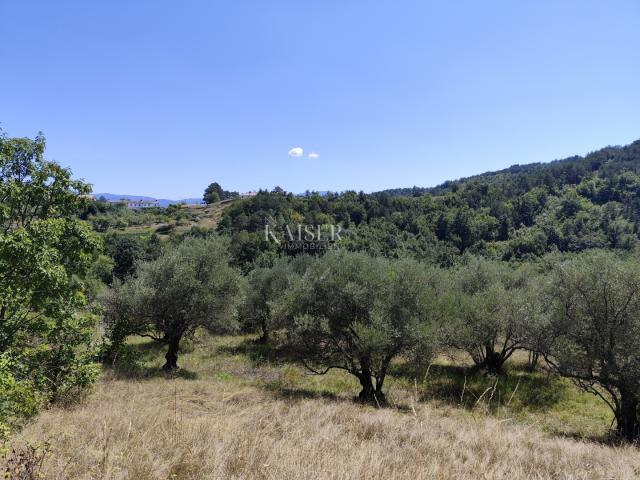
[279,250,441,405]
[0,131,101,436]
[103,236,244,370]
[547,251,640,442]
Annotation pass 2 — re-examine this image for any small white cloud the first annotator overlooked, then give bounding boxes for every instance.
[288,147,304,158]
[308,152,320,159]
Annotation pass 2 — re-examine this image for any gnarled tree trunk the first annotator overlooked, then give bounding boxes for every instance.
[616,389,639,442]
[476,344,508,375]
[358,372,375,402]
[162,336,181,371]
[357,368,386,406]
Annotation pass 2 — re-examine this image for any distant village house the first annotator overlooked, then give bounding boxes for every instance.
[109,199,160,209]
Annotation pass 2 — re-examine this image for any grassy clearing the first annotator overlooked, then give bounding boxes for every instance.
[115,202,231,237]
[8,335,639,479]
[166,203,230,236]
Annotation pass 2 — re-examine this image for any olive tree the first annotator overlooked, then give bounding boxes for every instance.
[103,235,244,370]
[240,255,311,343]
[445,258,542,374]
[546,251,640,442]
[279,250,441,405]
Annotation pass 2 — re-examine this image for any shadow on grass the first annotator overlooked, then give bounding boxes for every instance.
[554,429,627,447]
[262,383,341,402]
[396,360,621,445]
[390,362,566,412]
[216,336,300,367]
[104,341,198,381]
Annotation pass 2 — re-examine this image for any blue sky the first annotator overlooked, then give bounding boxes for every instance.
[1,1,639,199]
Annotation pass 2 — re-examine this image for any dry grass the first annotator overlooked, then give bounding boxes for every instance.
[118,202,231,237]
[9,336,640,479]
[172,203,230,234]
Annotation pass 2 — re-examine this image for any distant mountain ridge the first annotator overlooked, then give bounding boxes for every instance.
[94,193,203,207]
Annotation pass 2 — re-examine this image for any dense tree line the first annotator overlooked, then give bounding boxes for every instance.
[250,249,640,439]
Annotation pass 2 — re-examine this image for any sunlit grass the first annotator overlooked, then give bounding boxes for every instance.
[12,333,639,479]
[110,333,614,440]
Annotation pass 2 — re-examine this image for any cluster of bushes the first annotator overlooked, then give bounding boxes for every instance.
[104,232,640,442]
[82,200,199,233]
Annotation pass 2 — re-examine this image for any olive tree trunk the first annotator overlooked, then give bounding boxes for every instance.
[162,336,182,371]
[526,351,540,372]
[476,344,508,375]
[616,389,639,442]
[356,368,386,406]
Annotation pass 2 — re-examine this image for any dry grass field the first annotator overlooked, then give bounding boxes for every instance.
[174,202,231,232]
[119,201,231,237]
[9,336,640,479]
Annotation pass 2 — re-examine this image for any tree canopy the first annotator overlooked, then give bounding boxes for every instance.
[0,131,101,435]
[203,182,239,204]
[547,251,640,441]
[103,235,244,370]
[278,250,442,404]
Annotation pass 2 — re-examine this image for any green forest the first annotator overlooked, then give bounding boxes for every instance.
[218,138,640,268]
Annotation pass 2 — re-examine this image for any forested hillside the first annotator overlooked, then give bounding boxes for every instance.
[218,139,640,267]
